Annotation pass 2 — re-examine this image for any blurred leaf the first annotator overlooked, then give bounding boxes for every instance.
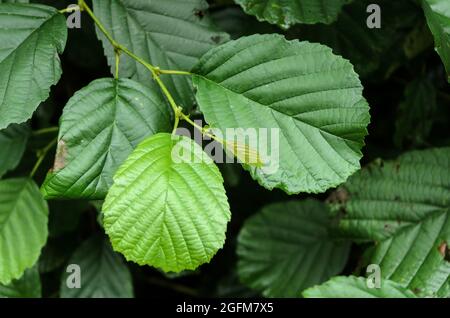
[237,199,350,297]
[394,78,437,148]
[0,123,30,178]
[0,266,41,298]
[220,163,242,188]
[293,0,423,78]
[0,0,28,3]
[235,0,353,28]
[60,235,134,298]
[330,148,450,297]
[303,276,417,298]
[39,237,78,274]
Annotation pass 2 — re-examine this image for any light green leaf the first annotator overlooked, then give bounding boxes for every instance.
[103,133,231,273]
[237,199,350,297]
[0,266,41,298]
[192,34,370,194]
[422,0,450,82]
[235,0,352,28]
[0,123,29,178]
[60,235,133,298]
[41,78,171,200]
[303,276,417,298]
[0,178,48,284]
[93,0,229,108]
[330,148,450,297]
[0,3,67,129]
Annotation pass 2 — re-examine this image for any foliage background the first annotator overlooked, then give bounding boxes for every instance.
[0,0,449,298]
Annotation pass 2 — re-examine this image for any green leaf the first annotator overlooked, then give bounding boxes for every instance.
[192,34,370,194]
[422,0,450,82]
[60,235,133,298]
[394,78,437,148]
[103,133,231,272]
[0,123,29,178]
[93,0,229,108]
[41,78,171,200]
[330,148,450,297]
[0,3,67,129]
[235,0,352,28]
[237,199,350,297]
[0,178,48,284]
[303,276,417,298]
[0,266,41,298]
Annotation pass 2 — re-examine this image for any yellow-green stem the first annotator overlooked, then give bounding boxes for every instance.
[114,49,120,79]
[32,126,59,136]
[78,0,218,145]
[30,138,58,178]
[59,5,80,14]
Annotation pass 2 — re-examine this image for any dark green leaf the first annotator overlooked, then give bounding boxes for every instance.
[193,34,370,194]
[41,78,171,199]
[303,276,417,298]
[0,178,48,284]
[235,0,352,28]
[0,123,29,178]
[0,266,41,298]
[60,235,134,298]
[330,148,450,297]
[237,199,350,297]
[0,3,67,129]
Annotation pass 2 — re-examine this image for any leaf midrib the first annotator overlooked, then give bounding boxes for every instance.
[196,74,363,144]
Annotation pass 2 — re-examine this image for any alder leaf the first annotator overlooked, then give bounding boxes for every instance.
[303,276,417,298]
[0,3,67,129]
[60,235,133,298]
[0,178,48,284]
[235,0,353,28]
[237,199,350,297]
[41,78,171,200]
[103,133,231,273]
[330,148,450,297]
[192,34,370,194]
[0,123,29,178]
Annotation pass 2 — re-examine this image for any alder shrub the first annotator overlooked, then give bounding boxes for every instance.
[0,0,449,298]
